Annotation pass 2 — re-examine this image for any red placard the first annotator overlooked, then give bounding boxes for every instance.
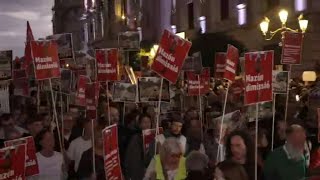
[86,82,100,120]
[214,52,226,79]
[96,49,119,82]
[5,136,39,177]
[230,78,244,95]
[281,32,303,65]
[318,108,320,143]
[186,68,210,96]
[244,51,273,105]
[151,29,192,84]
[103,124,123,180]
[142,128,163,153]
[31,40,61,80]
[0,144,26,180]
[224,45,239,82]
[13,78,29,97]
[75,75,88,106]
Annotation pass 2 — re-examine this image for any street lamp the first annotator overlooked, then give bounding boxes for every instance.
[259,9,308,40]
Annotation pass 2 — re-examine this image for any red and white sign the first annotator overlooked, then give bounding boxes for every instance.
[230,78,244,95]
[5,136,39,177]
[142,128,163,153]
[151,29,192,84]
[103,124,123,180]
[86,82,100,120]
[281,31,303,64]
[214,52,226,79]
[0,144,26,180]
[186,68,210,96]
[75,75,88,106]
[224,45,239,82]
[96,49,119,81]
[318,108,320,143]
[244,51,273,105]
[31,40,61,80]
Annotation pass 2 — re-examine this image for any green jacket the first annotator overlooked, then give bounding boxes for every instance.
[155,155,187,180]
[264,146,306,180]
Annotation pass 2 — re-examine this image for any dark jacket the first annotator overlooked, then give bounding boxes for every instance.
[77,148,105,180]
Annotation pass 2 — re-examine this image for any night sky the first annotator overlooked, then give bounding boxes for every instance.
[0,0,53,57]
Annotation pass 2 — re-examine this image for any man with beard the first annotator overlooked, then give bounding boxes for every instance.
[264,124,307,180]
[146,113,186,165]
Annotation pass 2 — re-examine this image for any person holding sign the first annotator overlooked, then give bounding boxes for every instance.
[144,138,187,180]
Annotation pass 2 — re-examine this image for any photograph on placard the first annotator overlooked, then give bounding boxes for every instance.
[0,50,12,80]
[212,110,245,132]
[272,70,289,94]
[118,31,140,49]
[138,77,170,102]
[112,82,137,102]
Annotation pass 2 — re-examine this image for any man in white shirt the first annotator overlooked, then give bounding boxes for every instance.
[67,118,92,173]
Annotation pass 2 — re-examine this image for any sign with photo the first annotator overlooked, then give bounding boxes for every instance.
[182,52,203,73]
[213,110,244,131]
[0,50,12,80]
[281,31,303,64]
[214,52,226,79]
[151,29,192,84]
[96,48,119,82]
[244,51,273,105]
[118,31,140,49]
[31,40,61,80]
[0,144,26,180]
[103,124,123,180]
[272,70,289,94]
[224,45,239,82]
[186,68,210,96]
[46,33,74,66]
[5,136,39,177]
[112,82,137,102]
[138,77,170,102]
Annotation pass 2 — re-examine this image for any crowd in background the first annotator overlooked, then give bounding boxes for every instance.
[0,93,320,180]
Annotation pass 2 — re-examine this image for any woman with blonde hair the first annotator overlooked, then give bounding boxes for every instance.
[144,137,187,180]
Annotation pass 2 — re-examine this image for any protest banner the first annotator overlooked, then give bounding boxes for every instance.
[224,45,239,82]
[151,29,192,84]
[0,50,12,80]
[46,33,75,67]
[272,70,289,94]
[0,144,26,180]
[138,77,170,102]
[75,75,88,107]
[31,40,61,80]
[244,51,273,105]
[85,82,100,120]
[5,136,39,177]
[96,48,119,82]
[103,124,123,180]
[281,31,303,64]
[214,52,226,79]
[186,68,210,96]
[142,128,164,153]
[112,82,137,102]
[118,31,140,49]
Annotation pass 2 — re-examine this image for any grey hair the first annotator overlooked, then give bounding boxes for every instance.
[159,137,182,160]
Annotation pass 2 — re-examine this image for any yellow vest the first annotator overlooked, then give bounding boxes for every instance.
[155,155,187,180]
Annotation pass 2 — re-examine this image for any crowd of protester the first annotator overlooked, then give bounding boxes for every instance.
[1,96,320,180]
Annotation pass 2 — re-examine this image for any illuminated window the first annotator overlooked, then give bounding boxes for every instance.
[171,25,177,34]
[237,3,246,25]
[198,16,206,34]
[295,0,307,12]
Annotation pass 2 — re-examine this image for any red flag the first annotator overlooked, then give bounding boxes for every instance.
[244,51,273,105]
[224,45,239,82]
[24,21,35,71]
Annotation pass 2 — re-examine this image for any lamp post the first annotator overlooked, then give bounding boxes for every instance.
[259,9,309,123]
[259,9,308,40]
